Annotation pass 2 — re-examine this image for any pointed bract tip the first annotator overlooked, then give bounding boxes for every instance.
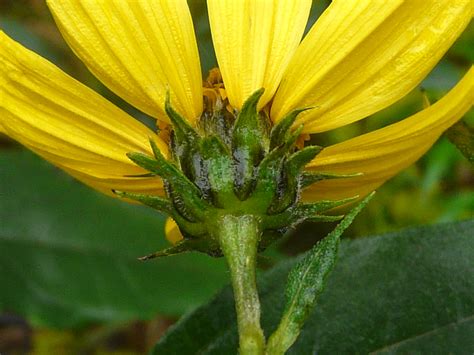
[308,214,345,222]
[138,255,154,261]
[306,145,323,154]
[164,90,175,115]
[241,88,265,110]
[138,251,169,261]
[254,87,265,97]
[296,106,318,114]
[294,124,304,134]
[126,151,146,164]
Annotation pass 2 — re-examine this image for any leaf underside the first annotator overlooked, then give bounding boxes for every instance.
[154,219,474,354]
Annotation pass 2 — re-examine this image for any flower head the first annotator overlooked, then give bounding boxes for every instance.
[1,0,472,247]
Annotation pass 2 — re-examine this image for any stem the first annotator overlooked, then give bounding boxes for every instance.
[215,214,265,355]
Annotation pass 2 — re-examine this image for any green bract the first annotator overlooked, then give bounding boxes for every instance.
[118,90,355,259]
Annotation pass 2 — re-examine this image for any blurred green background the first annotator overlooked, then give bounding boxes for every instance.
[0,1,472,354]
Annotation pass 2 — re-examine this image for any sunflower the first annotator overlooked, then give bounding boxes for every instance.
[1,2,473,353]
[1,1,472,241]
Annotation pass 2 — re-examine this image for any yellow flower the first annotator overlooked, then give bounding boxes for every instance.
[1,0,473,241]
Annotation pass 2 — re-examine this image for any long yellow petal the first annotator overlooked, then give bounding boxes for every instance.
[208,0,311,110]
[47,0,202,122]
[0,31,166,198]
[302,67,474,202]
[272,0,472,133]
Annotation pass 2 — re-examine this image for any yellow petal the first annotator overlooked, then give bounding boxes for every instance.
[47,0,202,122]
[272,0,472,133]
[165,217,184,245]
[208,0,311,110]
[0,31,167,198]
[302,67,474,202]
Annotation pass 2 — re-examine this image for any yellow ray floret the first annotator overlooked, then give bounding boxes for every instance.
[0,31,167,198]
[208,0,311,111]
[165,217,183,245]
[47,0,203,123]
[302,67,474,202]
[272,0,472,133]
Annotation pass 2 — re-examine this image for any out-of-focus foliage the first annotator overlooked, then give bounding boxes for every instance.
[0,1,472,354]
[446,121,474,163]
[0,150,228,326]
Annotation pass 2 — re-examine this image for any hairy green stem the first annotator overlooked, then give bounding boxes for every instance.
[215,214,265,355]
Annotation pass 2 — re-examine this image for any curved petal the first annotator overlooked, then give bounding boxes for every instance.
[272,0,472,133]
[47,0,203,122]
[208,0,311,110]
[165,217,183,245]
[0,31,166,198]
[302,67,474,202]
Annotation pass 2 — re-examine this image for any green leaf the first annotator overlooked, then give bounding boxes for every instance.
[0,149,227,328]
[153,219,474,354]
[266,194,372,353]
